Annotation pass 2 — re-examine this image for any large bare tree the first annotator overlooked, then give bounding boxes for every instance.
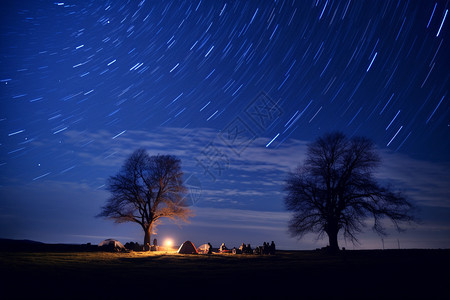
[98,149,192,249]
[284,132,415,253]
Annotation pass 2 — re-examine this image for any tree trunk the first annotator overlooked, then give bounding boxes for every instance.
[327,228,340,254]
[144,225,152,251]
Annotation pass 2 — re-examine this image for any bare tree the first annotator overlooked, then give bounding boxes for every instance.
[98,149,192,250]
[284,132,415,253]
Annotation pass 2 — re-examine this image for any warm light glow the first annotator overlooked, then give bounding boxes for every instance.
[164,239,173,248]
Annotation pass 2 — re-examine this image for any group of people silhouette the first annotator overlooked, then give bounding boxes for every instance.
[215,241,276,255]
[254,241,276,255]
[238,243,254,254]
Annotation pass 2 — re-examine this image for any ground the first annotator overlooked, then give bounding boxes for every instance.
[1,249,449,299]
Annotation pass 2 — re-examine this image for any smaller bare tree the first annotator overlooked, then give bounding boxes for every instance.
[98,149,192,249]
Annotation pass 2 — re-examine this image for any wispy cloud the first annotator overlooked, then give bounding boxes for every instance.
[58,127,450,209]
[377,150,450,208]
[190,206,291,230]
[61,127,306,172]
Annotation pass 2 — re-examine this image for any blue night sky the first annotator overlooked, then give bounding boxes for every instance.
[1,0,449,250]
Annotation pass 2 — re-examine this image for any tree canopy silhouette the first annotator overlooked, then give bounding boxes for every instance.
[98,149,192,249]
[284,132,415,252]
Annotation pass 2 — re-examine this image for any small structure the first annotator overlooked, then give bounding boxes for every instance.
[177,240,198,254]
[98,239,125,252]
[151,238,158,251]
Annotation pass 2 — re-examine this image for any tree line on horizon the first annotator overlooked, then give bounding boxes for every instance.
[98,131,415,253]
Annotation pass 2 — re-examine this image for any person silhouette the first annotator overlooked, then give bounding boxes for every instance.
[270,241,276,255]
[239,243,245,253]
[219,243,228,252]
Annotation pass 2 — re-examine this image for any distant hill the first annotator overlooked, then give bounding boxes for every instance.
[0,238,43,251]
[0,238,97,252]
[0,238,43,244]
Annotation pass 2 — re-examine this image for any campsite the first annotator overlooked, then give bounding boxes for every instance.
[1,239,449,299]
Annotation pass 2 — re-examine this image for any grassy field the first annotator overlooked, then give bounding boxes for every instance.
[1,249,449,299]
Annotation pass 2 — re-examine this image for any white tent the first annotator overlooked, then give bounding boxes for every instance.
[98,239,125,249]
[197,243,211,254]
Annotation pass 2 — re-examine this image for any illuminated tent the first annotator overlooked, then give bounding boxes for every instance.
[177,240,198,254]
[98,239,125,251]
[197,243,209,254]
[197,243,215,254]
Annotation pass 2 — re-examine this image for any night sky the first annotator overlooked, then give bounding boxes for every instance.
[1,0,449,250]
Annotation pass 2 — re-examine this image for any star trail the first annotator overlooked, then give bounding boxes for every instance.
[0,1,449,249]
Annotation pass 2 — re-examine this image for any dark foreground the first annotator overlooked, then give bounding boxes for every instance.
[1,248,449,299]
